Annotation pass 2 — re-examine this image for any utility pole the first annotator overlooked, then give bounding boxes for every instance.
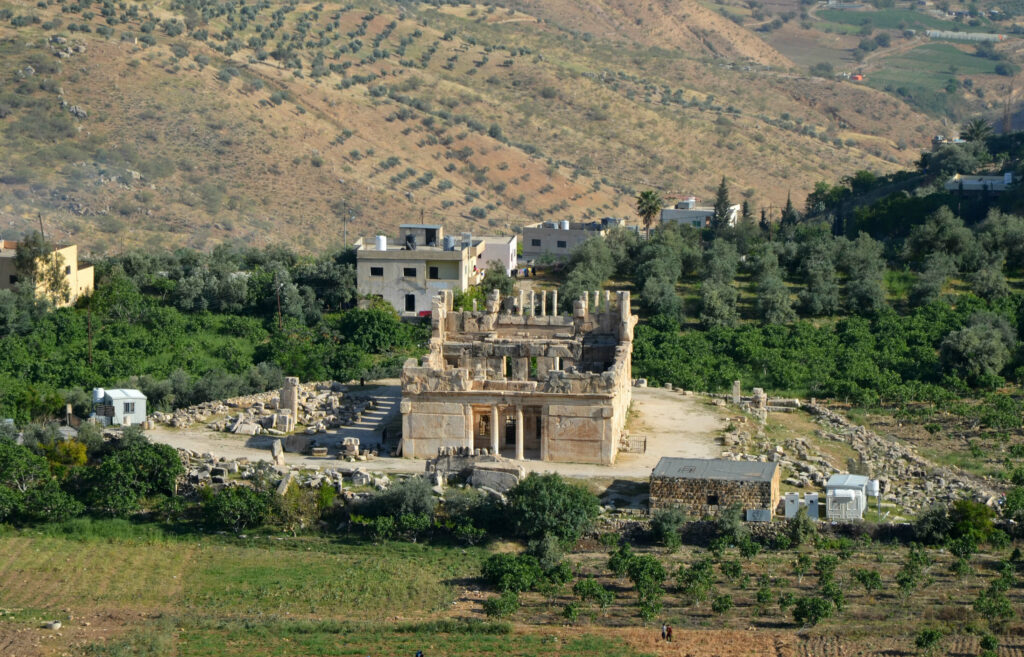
[88,300,93,366]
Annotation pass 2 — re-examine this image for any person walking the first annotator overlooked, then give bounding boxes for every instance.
[661,623,667,641]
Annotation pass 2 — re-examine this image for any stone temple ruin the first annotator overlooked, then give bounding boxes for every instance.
[399,288,637,465]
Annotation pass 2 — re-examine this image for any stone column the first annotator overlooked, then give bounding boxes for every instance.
[552,290,558,315]
[490,405,500,455]
[515,405,525,460]
[540,291,547,317]
[280,377,300,418]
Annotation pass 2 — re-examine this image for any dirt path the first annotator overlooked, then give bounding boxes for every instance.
[147,385,726,479]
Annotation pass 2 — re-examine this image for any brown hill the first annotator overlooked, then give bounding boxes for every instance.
[512,0,793,68]
[0,0,940,255]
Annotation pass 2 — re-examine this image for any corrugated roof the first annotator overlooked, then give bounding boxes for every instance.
[826,474,869,489]
[103,389,147,400]
[651,458,778,483]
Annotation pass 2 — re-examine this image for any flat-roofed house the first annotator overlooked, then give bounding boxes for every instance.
[649,457,780,517]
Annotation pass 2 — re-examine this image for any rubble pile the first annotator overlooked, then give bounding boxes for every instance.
[150,380,377,436]
[714,396,999,513]
[805,403,999,512]
[176,448,392,496]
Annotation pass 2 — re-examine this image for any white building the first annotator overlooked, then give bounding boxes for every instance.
[92,388,147,427]
[355,225,485,316]
[660,197,740,229]
[479,235,517,276]
[944,172,1013,193]
[825,474,869,520]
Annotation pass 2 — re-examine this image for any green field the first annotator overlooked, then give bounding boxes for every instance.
[865,42,1002,107]
[0,523,655,657]
[0,529,481,620]
[815,8,989,32]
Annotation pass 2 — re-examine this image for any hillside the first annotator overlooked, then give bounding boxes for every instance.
[0,0,942,254]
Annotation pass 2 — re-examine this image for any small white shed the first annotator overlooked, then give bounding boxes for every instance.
[825,474,869,520]
[92,388,147,427]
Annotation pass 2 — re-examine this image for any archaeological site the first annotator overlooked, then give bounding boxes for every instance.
[399,288,636,464]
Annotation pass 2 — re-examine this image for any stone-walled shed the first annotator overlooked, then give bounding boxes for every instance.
[649,458,780,517]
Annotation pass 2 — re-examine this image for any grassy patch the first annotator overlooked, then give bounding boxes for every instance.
[170,619,653,657]
[815,8,980,32]
[182,539,481,618]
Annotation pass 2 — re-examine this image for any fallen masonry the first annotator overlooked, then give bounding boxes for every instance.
[150,379,379,440]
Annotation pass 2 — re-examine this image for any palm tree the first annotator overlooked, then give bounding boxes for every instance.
[961,117,993,143]
[635,190,663,239]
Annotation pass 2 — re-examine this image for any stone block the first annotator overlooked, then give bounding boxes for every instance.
[284,434,313,454]
[470,466,521,494]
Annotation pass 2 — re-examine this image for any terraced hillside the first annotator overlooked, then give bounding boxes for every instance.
[0,0,940,253]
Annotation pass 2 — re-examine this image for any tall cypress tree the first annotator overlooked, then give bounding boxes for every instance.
[781,192,799,227]
[712,176,732,232]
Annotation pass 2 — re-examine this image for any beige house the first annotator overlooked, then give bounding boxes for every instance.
[355,225,485,316]
[400,287,636,465]
[521,220,609,261]
[0,240,94,307]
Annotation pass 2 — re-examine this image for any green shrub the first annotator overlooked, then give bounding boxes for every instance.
[650,506,686,549]
[505,473,599,544]
[481,553,543,593]
[482,590,519,619]
[204,485,273,531]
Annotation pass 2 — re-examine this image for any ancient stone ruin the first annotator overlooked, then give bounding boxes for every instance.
[399,288,637,464]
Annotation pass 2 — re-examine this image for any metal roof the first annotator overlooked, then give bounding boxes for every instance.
[651,458,778,483]
[826,474,869,490]
[102,389,147,400]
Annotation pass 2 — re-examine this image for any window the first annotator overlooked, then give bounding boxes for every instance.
[531,239,541,247]
[65,265,71,275]
[123,402,135,414]
[405,294,416,312]
[370,267,384,277]
[403,267,416,277]
[556,240,567,249]
[428,266,439,280]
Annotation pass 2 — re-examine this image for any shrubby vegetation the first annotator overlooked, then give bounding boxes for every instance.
[0,240,428,421]
[556,148,1024,406]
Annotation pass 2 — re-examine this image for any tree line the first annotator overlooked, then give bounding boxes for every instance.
[557,183,1024,401]
[0,239,427,422]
